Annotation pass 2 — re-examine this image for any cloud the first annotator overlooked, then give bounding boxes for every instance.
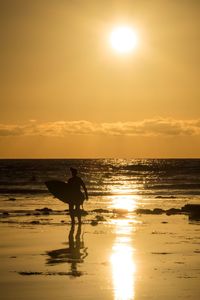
[0,118,200,137]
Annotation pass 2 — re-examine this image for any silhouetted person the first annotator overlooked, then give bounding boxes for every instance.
[67,167,88,224]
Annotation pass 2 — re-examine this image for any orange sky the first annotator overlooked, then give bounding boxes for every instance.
[1,0,200,158]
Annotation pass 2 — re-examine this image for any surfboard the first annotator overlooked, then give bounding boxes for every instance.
[45,180,85,204]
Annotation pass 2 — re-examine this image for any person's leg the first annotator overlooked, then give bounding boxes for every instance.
[75,204,81,224]
[69,203,75,224]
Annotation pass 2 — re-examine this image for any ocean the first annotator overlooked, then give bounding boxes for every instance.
[1,159,200,300]
[0,159,200,215]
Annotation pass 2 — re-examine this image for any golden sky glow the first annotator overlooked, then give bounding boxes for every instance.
[0,0,200,158]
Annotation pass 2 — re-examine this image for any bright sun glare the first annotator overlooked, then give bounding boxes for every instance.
[110,26,138,53]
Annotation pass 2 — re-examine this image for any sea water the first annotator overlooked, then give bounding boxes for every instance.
[0,159,200,215]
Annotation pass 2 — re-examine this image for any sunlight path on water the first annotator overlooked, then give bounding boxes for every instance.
[108,181,141,212]
[110,219,137,300]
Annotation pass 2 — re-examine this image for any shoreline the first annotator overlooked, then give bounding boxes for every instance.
[1,204,200,226]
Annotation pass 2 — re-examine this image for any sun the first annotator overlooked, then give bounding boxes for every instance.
[110,26,138,54]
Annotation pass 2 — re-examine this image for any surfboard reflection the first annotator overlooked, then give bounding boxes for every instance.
[46,224,88,277]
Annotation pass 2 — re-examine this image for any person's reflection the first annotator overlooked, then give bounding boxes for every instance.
[46,224,88,277]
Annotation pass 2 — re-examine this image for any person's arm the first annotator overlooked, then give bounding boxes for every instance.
[81,180,88,200]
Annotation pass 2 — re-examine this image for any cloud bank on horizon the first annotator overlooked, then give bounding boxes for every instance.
[1,118,200,137]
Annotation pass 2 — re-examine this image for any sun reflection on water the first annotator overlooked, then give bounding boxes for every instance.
[110,195,138,212]
[110,220,136,300]
[109,183,140,212]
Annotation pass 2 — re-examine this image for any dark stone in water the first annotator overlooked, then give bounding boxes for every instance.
[135,209,153,214]
[30,220,40,224]
[95,215,106,221]
[152,252,173,255]
[2,212,9,216]
[18,271,82,276]
[135,205,200,217]
[136,208,180,215]
[33,212,41,216]
[152,208,164,214]
[189,212,200,220]
[92,209,110,213]
[91,220,98,226]
[36,207,53,212]
[182,204,200,213]
[9,198,16,201]
[155,196,176,199]
[19,271,42,276]
[184,205,200,221]
[35,207,53,215]
[166,208,182,215]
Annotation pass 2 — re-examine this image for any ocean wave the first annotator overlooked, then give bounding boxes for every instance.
[0,188,47,194]
[1,188,200,197]
[145,183,200,190]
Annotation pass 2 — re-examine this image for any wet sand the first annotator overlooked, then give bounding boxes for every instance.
[1,213,200,300]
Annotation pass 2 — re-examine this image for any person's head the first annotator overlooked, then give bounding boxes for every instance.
[70,167,78,177]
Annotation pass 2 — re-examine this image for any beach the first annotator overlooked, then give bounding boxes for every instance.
[0,159,200,299]
[1,209,200,300]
